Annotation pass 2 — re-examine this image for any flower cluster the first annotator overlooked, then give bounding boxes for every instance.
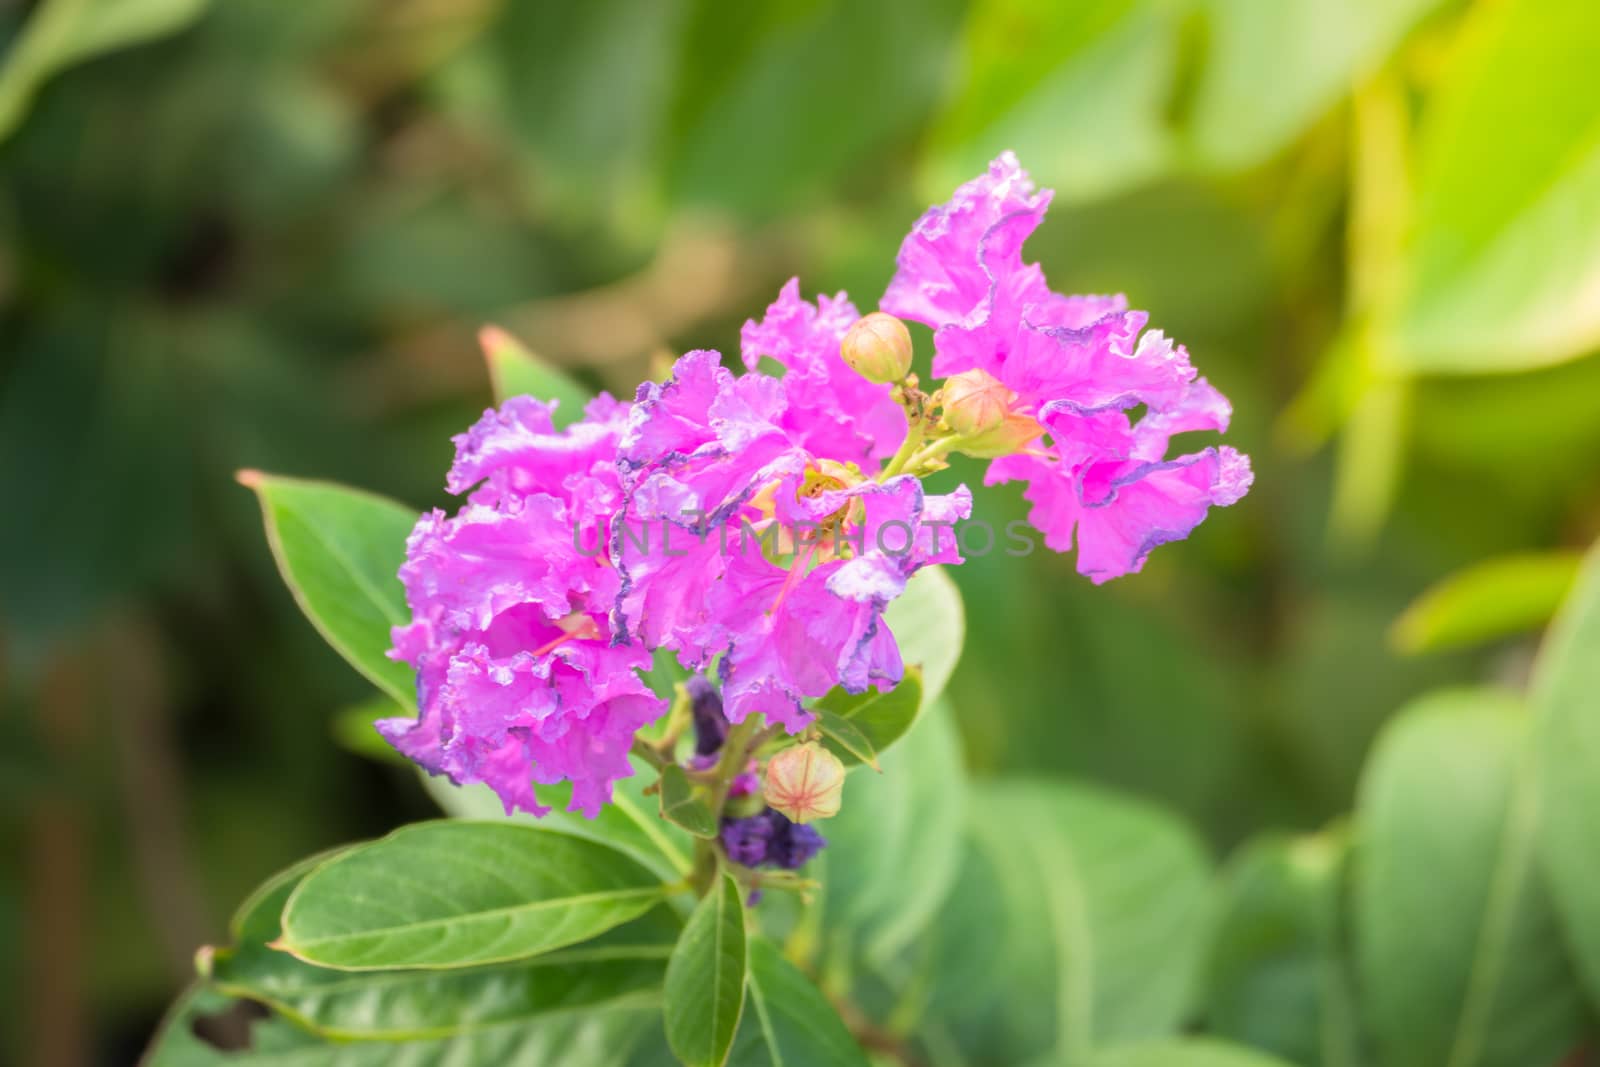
[883,152,1252,581]
[377,153,1251,832]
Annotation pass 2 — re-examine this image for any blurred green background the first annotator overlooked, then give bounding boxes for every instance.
[2,0,1597,1062]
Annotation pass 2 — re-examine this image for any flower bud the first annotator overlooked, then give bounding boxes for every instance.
[762,742,845,824]
[941,369,1014,436]
[956,413,1045,458]
[841,312,914,384]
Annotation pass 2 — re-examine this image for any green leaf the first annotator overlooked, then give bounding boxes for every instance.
[1355,689,1587,1067]
[667,0,966,218]
[923,0,1176,203]
[278,822,669,970]
[1185,0,1445,171]
[882,566,964,710]
[664,872,747,1067]
[813,666,924,769]
[1535,542,1600,1004]
[0,0,210,143]
[420,756,694,881]
[142,984,664,1066]
[1087,1038,1300,1067]
[1391,551,1583,655]
[241,473,417,710]
[1203,830,1363,1067]
[928,780,1215,1063]
[330,697,409,765]
[480,325,595,426]
[1394,0,1600,371]
[726,937,869,1066]
[659,764,719,840]
[812,708,881,771]
[818,698,966,969]
[208,852,677,1041]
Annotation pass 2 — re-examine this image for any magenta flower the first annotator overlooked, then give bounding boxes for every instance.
[377,152,1250,822]
[379,396,664,816]
[882,151,1252,582]
[615,334,970,730]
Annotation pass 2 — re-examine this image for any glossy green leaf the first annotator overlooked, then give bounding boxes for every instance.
[207,852,676,1040]
[420,757,694,881]
[0,0,210,143]
[659,764,718,840]
[812,708,881,771]
[279,822,669,970]
[1186,0,1445,170]
[819,698,966,969]
[1391,551,1583,655]
[812,667,923,769]
[1355,689,1587,1067]
[1203,831,1362,1067]
[923,0,1175,202]
[1395,0,1600,371]
[1087,1038,1300,1067]
[726,937,869,1066]
[1535,543,1600,1003]
[480,324,595,426]
[142,985,663,1066]
[881,566,964,710]
[664,872,747,1067]
[242,473,417,709]
[929,780,1215,1063]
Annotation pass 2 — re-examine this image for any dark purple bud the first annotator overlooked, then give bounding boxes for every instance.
[688,676,728,756]
[720,811,774,867]
[767,811,826,870]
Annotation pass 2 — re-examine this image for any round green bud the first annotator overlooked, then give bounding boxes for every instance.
[841,312,914,384]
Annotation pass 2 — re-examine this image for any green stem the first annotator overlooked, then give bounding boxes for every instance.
[899,435,963,474]
[629,737,670,772]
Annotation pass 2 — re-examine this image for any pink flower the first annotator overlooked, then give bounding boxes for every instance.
[615,344,970,731]
[883,152,1252,581]
[380,396,664,816]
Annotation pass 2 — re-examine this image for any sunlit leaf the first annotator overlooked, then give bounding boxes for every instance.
[1394,0,1600,371]
[1391,551,1583,655]
[1186,0,1446,170]
[923,0,1175,203]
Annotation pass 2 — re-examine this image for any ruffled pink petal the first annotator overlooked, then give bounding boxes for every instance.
[741,279,906,464]
[882,152,1051,329]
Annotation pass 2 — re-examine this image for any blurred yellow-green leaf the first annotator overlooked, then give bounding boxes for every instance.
[1395,0,1600,371]
[0,0,209,142]
[1390,550,1583,654]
